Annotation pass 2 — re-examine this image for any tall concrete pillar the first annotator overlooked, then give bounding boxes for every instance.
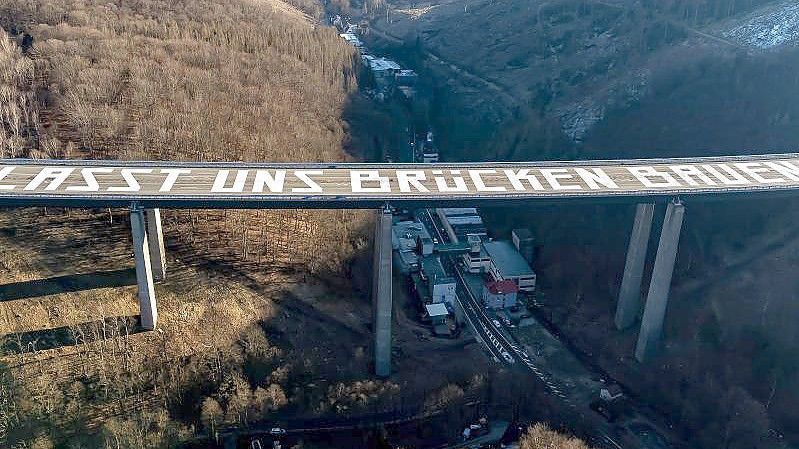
[373,206,393,377]
[131,206,158,330]
[635,199,685,362]
[615,203,655,330]
[145,208,166,281]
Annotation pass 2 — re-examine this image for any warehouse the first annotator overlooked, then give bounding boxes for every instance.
[483,240,536,292]
[391,220,432,272]
[436,208,487,242]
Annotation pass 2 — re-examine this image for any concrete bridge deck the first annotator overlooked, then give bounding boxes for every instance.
[1,154,799,208]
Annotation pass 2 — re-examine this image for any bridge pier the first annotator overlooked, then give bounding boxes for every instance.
[615,203,655,330]
[145,208,166,280]
[635,199,685,362]
[373,206,393,377]
[130,205,158,330]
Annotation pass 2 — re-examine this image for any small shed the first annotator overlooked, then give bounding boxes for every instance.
[425,303,449,325]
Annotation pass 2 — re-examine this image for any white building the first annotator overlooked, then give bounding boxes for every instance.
[421,256,457,306]
[395,69,418,86]
[339,32,363,48]
[425,302,449,325]
[369,58,401,84]
[482,279,519,309]
[422,151,439,163]
[361,54,376,67]
[483,240,536,292]
[462,234,490,273]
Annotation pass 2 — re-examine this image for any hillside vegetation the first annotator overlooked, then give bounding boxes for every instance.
[0,0,387,447]
[373,0,799,446]
[520,423,591,449]
[0,0,371,274]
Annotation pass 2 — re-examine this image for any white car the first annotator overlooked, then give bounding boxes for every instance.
[502,352,514,363]
[502,317,518,328]
[492,319,501,328]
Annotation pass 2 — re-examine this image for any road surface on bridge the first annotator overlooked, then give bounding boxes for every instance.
[2,154,799,208]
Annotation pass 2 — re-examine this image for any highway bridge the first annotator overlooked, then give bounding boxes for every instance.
[2,154,799,207]
[3,153,799,378]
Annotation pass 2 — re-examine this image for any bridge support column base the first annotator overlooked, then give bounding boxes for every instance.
[131,206,158,330]
[145,208,166,280]
[373,207,393,377]
[635,199,684,362]
[615,203,655,330]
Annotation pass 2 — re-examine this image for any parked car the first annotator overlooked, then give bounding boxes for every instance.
[269,427,286,436]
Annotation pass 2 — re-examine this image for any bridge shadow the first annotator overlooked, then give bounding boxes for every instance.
[0,268,136,301]
[1,315,142,354]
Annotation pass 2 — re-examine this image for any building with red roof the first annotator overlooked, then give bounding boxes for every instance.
[482,279,519,309]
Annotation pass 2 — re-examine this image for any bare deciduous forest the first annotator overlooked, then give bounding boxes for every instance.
[0,0,388,447]
[0,0,372,275]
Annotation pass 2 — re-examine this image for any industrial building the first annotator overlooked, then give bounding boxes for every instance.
[512,228,535,265]
[367,57,402,88]
[420,131,439,163]
[482,279,519,309]
[462,234,491,273]
[338,24,416,100]
[392,219,433,272]
[436,208,487,242]
[339,32,363,48]
[408,131,438,163]
[361,53,376,67]
[420,256,457,306]
[483,240,536,292]
[396,69,418,87]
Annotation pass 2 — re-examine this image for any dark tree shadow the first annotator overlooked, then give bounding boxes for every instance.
[1,315,143,354]
[0,268,136,301]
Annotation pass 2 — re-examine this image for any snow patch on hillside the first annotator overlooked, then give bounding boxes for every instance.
[722,1,799,49]
[558,70,649,143]
[559,100,604,143]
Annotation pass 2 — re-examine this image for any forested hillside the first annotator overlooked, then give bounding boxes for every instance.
[373,0,799,446]
[0,0,370,274]
[0,0,383,447]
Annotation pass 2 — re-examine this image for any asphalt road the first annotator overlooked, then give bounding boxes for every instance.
[416,207,675,449]
[419,208,572,394]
